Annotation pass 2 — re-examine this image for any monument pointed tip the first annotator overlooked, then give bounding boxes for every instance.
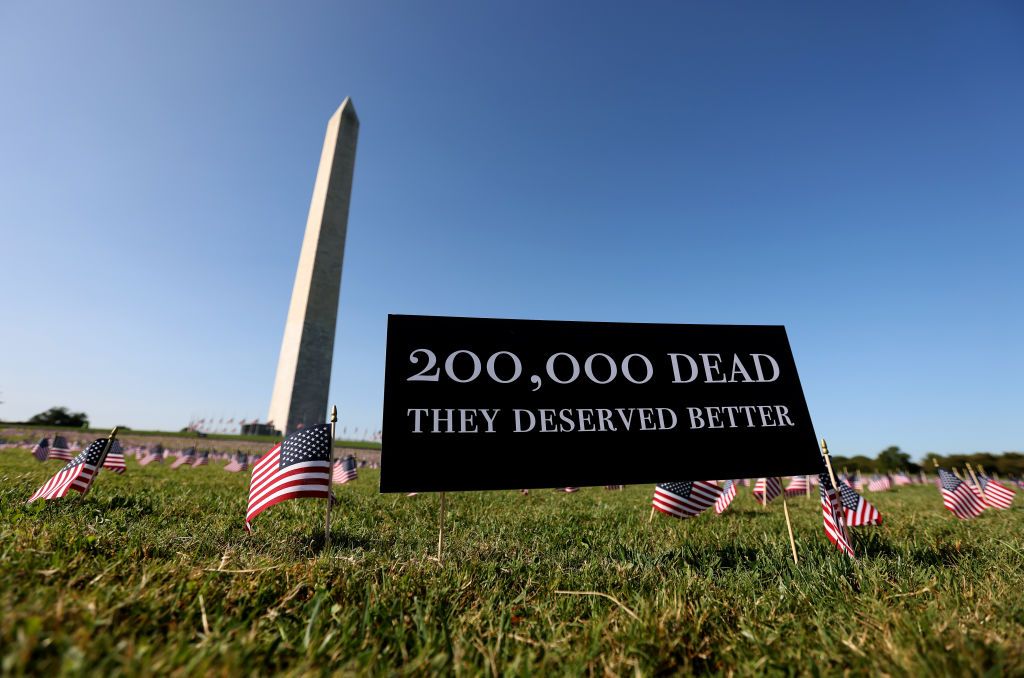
[336,97,358,123]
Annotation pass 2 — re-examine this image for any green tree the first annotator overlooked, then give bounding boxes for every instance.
[27,406,89,428]
[876,445,911,472]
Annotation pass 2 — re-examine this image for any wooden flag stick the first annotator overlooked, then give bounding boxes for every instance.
[324,405,337,549]
[780,491,799,564]
[805,475,811,499]
[437,491,447,563]
[95,426,120,474]
[965,463,982,489]
[648,505,656,523]
[820,439,840,491]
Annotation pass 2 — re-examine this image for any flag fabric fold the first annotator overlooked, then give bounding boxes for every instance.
[975,471,1015,510]
[784,475,809,496]
[752,477,782,504]
[28,438,109,503]
[653,480,722,519]
[819,473,855,558]
[49,435,73,461]
[31,437,50,462]
[938,468,986,519]
[103,440,127,474]
[835,478,882,526]
[332,455,358,484]
[714,479,738,514]
[245,425,332,532]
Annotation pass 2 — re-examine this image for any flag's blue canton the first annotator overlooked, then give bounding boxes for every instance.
[280,424,332,469]
[837,480,861,510]
[199,451,209,459]
[659,481,696,497]
[53,436,69,448]
[975,473,989,491]
[343,456,357,472]
[62,438,107,472]
[939,468,962,491]
[818,473,834,491]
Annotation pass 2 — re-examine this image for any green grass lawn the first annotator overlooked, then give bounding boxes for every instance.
[2,450,1022,675]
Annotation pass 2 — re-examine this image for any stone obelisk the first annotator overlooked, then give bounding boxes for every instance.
[268,98,359,436]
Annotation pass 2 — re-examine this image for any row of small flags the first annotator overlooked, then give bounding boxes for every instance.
[19,430,1020,562]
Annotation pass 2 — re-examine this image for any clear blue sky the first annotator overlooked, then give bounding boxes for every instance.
[2,2,1022,455]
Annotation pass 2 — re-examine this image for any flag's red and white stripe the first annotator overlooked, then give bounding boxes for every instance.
[939,469,986,520]
[28,463,97,502]
[245,445,330,531]
[714,479,738,514]
[980,477,1015,510]
[867,476,891,492]
[653,481,722,518]
[752,477,782,504]
[820,482,855,558]
[784,475,809,496]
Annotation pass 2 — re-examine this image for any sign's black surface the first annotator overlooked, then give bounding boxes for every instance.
[381,315,821,493]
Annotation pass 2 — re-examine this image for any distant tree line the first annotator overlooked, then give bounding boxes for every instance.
[831,445,1024,477]
[15,406,90,428]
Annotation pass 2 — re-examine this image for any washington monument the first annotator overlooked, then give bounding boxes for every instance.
[268,98,359,436]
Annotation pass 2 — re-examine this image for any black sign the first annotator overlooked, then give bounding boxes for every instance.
[381,315,821,493]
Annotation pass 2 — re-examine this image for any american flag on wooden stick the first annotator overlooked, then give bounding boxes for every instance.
[224,451,248,473]
[102,440,126,474]
[28,438,110,503]
[245,425,332,532]
[938,468,986,519]
[835,478,881,526]
[192,450,210,467]
[867,475,892,492]
[49,435,73,461]
[138,443,164,466]
[784,475,809,496]
[31,437,50,462]
[714,479,738,514]
[819,473,855,558]
[752,477,782,504]
[652,480,722,518]
[332,455,358,484]
[171,447,196,469]
[975,470,1015,510]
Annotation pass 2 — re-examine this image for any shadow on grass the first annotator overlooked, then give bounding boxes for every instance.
[291,530,378,555]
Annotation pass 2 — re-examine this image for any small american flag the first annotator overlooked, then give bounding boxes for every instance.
[652,480,722,518]
[784,475,809,496]
[560,487,580,493]
[332,455,358,484]
[752,477,782,504]
[224,451,248,473]
[103,440,126,474]
[938,468,986,519]
[245,425,332,531]
[49,435,73,461]
[714,479,738,514]
[171,447,196,469]
[893,472,913,486]
[975,471,1015,510]
[138,443,164,466]
[835,478,881,526]
[867,475,892,492]
[28,438,109,503]
[819,473,855,558]
[31,437,50,462]
[192,450,210,467]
